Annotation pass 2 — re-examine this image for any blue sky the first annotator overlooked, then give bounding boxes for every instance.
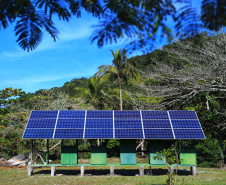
[0,0,201,94]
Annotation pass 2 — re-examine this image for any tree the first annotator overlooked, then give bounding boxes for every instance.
[76,75,110,109]
[128,30,226,164]
[96,48,140,110]
[2,1,226,53]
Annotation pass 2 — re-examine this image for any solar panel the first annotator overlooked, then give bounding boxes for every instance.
[169,111,197,119]
[115,129,143,138]
[29,110,58,119]
[87,110,113,119]
[58,110,85,119]
[54,129,83,139]
[172,120,201,128]
[143,120,171,128]
[23,110,205,139]
[26,119,56,128]
[144,129,174,139]
[114,110,140,119]
[85,128,113,138]
[141,111,168,119]
[56,118,84,128]
[174,129,205,139]
[23,129,54,138]
[86,119,113,129]
[115,119,142,129]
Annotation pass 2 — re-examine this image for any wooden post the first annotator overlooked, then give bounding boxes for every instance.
[46,139,49,164]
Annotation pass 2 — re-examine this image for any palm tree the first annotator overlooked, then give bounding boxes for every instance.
[77,75,110,110]
[96,48,140,110]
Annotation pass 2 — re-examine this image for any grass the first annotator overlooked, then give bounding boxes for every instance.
[0,165,225,185]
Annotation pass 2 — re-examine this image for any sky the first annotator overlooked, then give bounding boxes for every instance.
[0,0,201,94]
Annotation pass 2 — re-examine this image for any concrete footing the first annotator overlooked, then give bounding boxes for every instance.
[27,166,33,176]
[191,166,196,176]
[81,166,85,176]
[110,166,114,176]
[139,166,144,176]
[51,166,56,177]
[168,166,174,174]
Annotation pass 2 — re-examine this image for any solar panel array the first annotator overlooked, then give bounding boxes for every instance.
[23,110,205,139]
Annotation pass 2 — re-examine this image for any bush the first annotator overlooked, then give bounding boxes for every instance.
[196,135,222,168]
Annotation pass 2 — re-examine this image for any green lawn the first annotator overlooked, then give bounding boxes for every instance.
[0,165,225,185]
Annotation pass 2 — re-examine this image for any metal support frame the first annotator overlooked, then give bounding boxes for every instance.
[46,139,49,165]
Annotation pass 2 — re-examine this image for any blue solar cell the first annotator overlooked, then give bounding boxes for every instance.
[169,111,197,119]
[26,119,56,128]
[54,129,83,138]
[85,129,113,138]
[114,111,141,119]
[86,119,113,129]
[141,111,169,119]
[57,119,84,128]
[115,129,143,138]
[30,110,58,119]
[143,120,171,128]
[115,119,142,128]
[172,120,201,128]
[58,110,85,119]
[144,129,174,139]
[86,110,113,119]
[23,129,54,138]
[174,129,205,139]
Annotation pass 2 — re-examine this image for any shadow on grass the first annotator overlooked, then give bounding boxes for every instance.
[33,168,192,176]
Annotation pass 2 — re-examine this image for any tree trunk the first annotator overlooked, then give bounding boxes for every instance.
[118,77,123,110]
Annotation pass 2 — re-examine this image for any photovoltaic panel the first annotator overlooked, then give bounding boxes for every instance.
[141,111,168,119]
[115,119,142,129]
[86,110,113,119]
[143,120,171,129]
[23,129,54,138]
[58,110,85,119]
[169,111,197,119]
[26,119,56,128]
[144,129,174,139]
[172,120,201,129]
[84,129,113,138]
[114,110,140,119]
[115,129,143,139]
[54,129,83,139]
[23,110,205,139]
[86,119,113,129]
[174,129,205,139]
[56,119,84,128]
[29,110,58,119]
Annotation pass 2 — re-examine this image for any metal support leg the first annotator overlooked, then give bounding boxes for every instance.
[51,166,56,177]
[81,166,85,176]
[150,166,153,176]
[139,166,144,176]
[191,166,196,176]
[46,139,49,165]
[110,166,114,176]
[27,166,33,176]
